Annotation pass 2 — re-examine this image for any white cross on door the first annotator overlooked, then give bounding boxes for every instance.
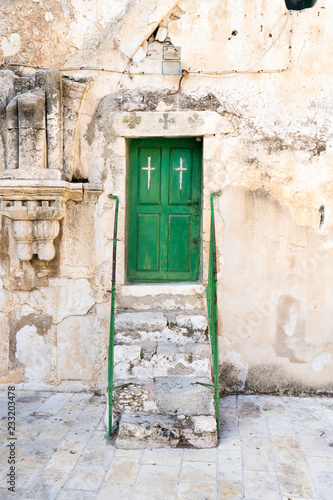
[142,156,155,190]
[175,157,187,190]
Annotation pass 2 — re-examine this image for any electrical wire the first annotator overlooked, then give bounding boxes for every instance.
[0,12,294,79]
[187,11,293,78]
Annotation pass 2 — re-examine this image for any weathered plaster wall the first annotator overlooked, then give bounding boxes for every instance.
[1,0,333,394]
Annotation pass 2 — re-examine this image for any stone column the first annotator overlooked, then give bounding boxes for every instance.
[18,92,47,173]
[36,69,63,171]
[6,97,19,169]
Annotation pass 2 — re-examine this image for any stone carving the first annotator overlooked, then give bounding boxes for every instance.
[1,70,62,180]
[159,113,175,129]
[2,200,64,261]
[0,180,84,261]
[122,112,141,129]
[188,113,205,129]
[0,69,90,180]
[0,69,97,261]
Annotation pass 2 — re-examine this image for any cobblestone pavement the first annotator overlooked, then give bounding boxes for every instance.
[0,391,333,499]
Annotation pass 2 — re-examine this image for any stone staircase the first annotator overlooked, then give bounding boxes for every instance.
[105,311,218,449]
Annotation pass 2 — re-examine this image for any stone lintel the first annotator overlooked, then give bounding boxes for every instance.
[111,111,234,138]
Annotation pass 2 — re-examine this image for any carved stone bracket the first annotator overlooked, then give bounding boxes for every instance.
[0,180,100,261]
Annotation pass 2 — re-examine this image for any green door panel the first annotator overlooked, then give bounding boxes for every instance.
[169,148,192,205]
[137,214,160,271]
[168,215,191,272]
[127,137,202,282]
[138,147,161,205]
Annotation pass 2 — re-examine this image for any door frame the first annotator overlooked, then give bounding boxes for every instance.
[107,110,234,288]
[127,137,203,282]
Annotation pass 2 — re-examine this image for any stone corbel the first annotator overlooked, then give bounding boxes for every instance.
[0,180,84,261]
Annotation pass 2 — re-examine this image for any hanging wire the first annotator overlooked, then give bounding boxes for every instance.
[187,11,293,78]
[1,12,294,79]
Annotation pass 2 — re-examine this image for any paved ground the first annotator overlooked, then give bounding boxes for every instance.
[0,391,332,499]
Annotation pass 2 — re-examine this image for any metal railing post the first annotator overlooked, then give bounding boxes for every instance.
[209,192,220,430]
[107,194,119,438]
[195,192,221,433]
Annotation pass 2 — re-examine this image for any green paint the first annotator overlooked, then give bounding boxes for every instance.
[128,138,202,282]
[106,194,131,439]
[206,192,221,431]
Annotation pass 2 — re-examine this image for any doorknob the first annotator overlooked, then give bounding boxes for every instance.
[188,199,199,205]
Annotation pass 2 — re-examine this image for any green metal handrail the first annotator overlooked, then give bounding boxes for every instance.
[106,194,130,439]
[195,192,220,430]
[206,192,221,429]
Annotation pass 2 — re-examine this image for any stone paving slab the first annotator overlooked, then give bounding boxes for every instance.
[0,391,332,499]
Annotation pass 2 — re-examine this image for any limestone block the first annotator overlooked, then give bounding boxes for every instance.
[113,345,142,380]
[155,377,215,416]
[115,312,167,333]
[192,415,217,433]
[118,284,206,311]
[57,315,94,380]
[60,201,95,268]
[114,343,212,380]
[111,111,234,138]
[115,413,218,449]
[26,278,95,324]
[175,314,208,331]
[115,325,207,345]
[15,325,50,382]
[115,414,181,449]
[184,416,218,449]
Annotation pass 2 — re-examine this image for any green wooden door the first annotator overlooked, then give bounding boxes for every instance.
[127,137,202,282]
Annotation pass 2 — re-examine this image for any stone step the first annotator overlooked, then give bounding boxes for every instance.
[107,308,216,449]
[115,311,208,344]
[114,343,212,380]
[111,377,216,417]
[116,284,206,311]
[115,412,218,449]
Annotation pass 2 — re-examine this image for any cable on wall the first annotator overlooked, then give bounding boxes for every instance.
[0,11,294,80]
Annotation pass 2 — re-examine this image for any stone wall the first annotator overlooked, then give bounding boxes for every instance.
[0,0,332,394]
